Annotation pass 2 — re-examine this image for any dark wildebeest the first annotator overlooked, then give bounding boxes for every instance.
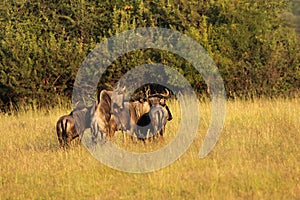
[56,114,76,148]
[147,88,173,121]
[56,105,93,148]
[111,87,172,141]
[134,88,172,141]
[149,104,171,139]
[136,104,171,140]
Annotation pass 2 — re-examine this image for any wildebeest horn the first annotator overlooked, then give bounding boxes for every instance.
[115,82,126,92]
[145,85,151,99]
[115,82,120,90]
[75,101,81,107]
[161,88,170,98]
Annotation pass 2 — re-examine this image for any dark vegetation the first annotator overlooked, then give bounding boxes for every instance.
[0,0,299,111]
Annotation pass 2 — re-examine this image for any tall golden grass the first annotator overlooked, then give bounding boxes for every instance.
[0,98,299,199]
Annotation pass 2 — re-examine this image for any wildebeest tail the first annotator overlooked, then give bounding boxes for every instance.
[61,118,68,136]
[154,109,163,132]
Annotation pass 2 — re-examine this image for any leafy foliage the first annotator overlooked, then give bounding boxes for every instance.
[0,0,299,110]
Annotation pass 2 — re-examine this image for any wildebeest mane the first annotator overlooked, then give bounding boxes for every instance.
[99,90,112,121]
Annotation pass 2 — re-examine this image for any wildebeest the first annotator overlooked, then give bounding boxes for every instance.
[97,86,153,142]
[147,89,173,121]
[56,114,76,148]
[89,85,173,143]
[90,89,125,142]
[111,98,151,142]
[56,105,93,148]
[136,104,172,141]
[147,88,169,105]
[111,87,172,141]
[148,104,171,139]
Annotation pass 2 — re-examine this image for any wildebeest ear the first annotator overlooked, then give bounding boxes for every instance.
[75,101,80,107]
[115,82,120,89]
[138,98,144,103]
[111,103,119,114]
[165,105,173,121]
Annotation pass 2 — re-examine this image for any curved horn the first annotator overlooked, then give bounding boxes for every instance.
[161,88,170,98]
[115,82,120,90]
[145,85,151,99]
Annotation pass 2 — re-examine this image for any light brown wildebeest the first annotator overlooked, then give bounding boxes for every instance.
[111,87,172,142]
[89,89,122,142]
[89,87,147,142]
[111,98,151,142]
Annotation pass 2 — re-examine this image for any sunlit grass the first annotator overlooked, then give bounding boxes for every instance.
[0,98,299,199]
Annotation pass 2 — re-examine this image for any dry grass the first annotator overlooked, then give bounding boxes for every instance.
[0,98,299,199]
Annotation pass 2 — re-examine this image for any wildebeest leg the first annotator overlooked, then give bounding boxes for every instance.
[56,120,63,147]
[94,118,108,142]
[107,128,114,140]
[102,125,109,139]
[158,126,165,142]
[108,118,117,140]
[57,136,63,147]
[92,124,107,144]
[129,120,139,143]
[145,130,153,144]
[102,124,110,144]
[57,127,63,148]
[91,122,99,144]
[122,130,132,144]
[91,123,96,139]
[61,119,69,148]
[78,131,85,143]
[66,134,72,148]
[72,135,80,146]
[129,128,136,143]
[123,131,127,143]
[61,134,67,148]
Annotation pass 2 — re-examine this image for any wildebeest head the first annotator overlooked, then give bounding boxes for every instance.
[111,86,126,111]
[147,88,170,106]
[146,88,172,121]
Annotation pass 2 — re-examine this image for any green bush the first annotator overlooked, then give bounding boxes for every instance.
[0,0,299,111]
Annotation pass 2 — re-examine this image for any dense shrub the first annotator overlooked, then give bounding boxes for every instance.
[0,0,299,110]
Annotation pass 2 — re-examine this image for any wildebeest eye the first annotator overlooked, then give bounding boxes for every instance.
[111,104,119,113]
[159,99,166,105]
[112,102,123,111]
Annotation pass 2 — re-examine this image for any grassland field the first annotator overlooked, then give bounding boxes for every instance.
[0,98,299,199]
